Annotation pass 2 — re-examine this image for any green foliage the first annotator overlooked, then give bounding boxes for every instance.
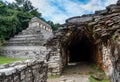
[90,64,110,82]
[0,56,26,64]
[91,64,100,70]
[111,35,116,40]
[89,76,109,82]
[90,64,103,73]
[48,75,60,79]
[89,76,97,82]
[47,21,60,31]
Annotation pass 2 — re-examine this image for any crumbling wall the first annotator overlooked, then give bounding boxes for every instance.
[100,40,120,82]
[46,0,120,82]
[0,60,48,82]
[47,47,63,75]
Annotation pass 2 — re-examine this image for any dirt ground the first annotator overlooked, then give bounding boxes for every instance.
[47,62,98,82]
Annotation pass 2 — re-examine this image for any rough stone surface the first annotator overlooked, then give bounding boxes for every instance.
[46,0,120,82]
[1,17,53,60]
[0,60,48,82]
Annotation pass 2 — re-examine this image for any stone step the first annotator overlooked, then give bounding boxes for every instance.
[18,29,43,35]
[19,32,42,35]
[21,28,41,32]
[14,34,43,38]
[24,30,41,32]
[4,42,43,46]
[10,38,44,41]
[7,41,44,44]
[26,27,42,30]
[1,51,46,60]
[2,46,46,50]
[1,45,47,59]
[7,40,44,43]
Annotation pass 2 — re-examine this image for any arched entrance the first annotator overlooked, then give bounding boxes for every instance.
[67,36,94,63]
[46,26,100,76]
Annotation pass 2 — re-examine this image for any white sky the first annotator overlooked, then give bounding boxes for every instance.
[4,0,118,24]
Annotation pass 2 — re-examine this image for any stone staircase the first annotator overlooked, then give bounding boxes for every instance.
[4,26,46,46]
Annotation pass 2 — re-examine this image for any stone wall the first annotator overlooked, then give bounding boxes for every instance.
[29,17,52,33]
[100,40,120,82]
[1,46,49,60]
[0,60,48,82]
[47,47,63,75]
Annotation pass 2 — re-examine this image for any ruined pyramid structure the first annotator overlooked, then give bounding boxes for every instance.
[1,17,53,60]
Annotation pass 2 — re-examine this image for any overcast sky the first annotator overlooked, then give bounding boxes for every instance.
[4,0,118,24]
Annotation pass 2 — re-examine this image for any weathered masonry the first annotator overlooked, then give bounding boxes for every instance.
[1,17,53,60]
[29,17,52,32]
[0,60,48,82]
[46,0,120,82]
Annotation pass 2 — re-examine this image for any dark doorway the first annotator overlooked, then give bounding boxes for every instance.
[68,36,94,63]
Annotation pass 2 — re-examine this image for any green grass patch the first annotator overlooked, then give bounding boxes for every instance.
[89,76,109,82]
[48,75,60,79]
[89,64,110,82]
[91,64,100,70]
[90,64,103,72]
[0,56,26,64]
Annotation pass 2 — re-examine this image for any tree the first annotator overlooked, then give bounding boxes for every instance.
[47,21,60,31]
[13,0,41,17]
[0,0,41,44]
[0,0,59,45]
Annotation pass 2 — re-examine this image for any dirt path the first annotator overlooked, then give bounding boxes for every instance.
[48,62,97,82]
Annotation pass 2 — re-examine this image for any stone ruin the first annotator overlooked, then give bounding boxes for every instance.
[1,17,53,60]
[0,17,52,82]
[46,0,120,82]
[0,60,48,82]
[1,0,120,82]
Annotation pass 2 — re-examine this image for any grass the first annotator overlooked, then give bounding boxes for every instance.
[48,75,60,79]
[0,55,26,64]
[90,64,103,72]
[89,64,110,82]
[89,76,109,82]
[91,64,100,70]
